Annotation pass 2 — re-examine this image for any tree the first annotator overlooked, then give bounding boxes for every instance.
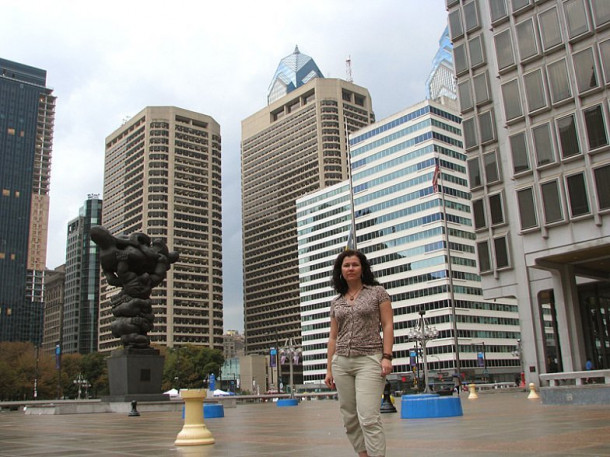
[162,345,224,391]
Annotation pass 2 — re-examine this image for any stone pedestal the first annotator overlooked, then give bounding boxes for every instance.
[102,348,168,402]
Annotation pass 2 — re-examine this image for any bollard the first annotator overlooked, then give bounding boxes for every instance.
[468,383,478,400]
[527,382,540,400]
[380,380,397,413]
[128,400,140,417]
[175,389,215,446]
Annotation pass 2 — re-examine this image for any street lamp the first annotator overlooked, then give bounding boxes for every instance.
[281,338,301,398]
[407,311,438,394]
[73,373,90,400]
[512,339,524,387]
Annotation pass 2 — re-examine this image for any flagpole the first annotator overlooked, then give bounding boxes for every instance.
[346,123,357,251]
[437,155,461,381]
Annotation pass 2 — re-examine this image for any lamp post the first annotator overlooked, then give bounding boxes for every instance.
[407,311,438,394]
[73,373,90,400]
[512,339,523,387]
[282,338,300,398]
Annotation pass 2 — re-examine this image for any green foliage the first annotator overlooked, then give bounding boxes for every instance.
[0,342,225,400]
[0,342,110,401]
[162,345,224,391]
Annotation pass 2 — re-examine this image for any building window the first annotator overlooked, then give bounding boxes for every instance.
[473,71,491,106]
[489,193,505,225]
[501,79,523,121]
[463,117,478,150]
[539,7,563,51]
[489,0,508,23]
[484,150,500,184]
[573,48,599,93]
[477,241,492,272]
[516,18,539,61]
[564,0,590,40]
[593,164,610,210]
[532,123,556,167]
[478,110,496,144]
[540,180,564,224]
[449,9,464,40]
[590,0,610,28]
[453,43,469,75]
[468,35,485,68]
[473,198,487,229]
[468,157,483,188]
[458,80,474,112]
[509,131,531,174]
[566,172,590,217]
[583,104,608,150]
[600,39,610,85]
[547,59,572,104]
[517,187,538,230]
[523,69,548,113]
[494,29,516,71]
[556,114,581,159]
[512,0,531,12]
[464,1,481,32]
[494,236,510,269]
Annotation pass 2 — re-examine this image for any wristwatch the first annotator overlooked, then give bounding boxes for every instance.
[382,353,393,361]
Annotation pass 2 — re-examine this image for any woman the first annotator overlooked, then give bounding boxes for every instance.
[325,249,394,457]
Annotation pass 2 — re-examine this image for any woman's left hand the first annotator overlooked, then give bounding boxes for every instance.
[381,358,392,377]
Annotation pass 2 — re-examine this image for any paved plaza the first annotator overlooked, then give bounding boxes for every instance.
[1,390,610,456]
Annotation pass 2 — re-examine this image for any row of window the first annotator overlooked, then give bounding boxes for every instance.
[516,163,610,230]
[507,103,608,176]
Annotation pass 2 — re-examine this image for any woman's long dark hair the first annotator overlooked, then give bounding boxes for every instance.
[331,249,379,295]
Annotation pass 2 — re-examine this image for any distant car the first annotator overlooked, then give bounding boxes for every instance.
[430,382,455,396]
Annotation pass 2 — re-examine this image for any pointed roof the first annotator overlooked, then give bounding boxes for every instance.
[267,46,324,104]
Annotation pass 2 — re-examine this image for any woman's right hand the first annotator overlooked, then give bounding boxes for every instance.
[324,372,335,390]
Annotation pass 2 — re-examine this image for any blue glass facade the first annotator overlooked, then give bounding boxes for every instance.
[0,58,55,344]
[267,46,324,104]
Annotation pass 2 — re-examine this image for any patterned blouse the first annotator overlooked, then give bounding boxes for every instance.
[330,284,391,357]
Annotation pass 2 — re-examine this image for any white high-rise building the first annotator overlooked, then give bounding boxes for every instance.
[297,98,520,385]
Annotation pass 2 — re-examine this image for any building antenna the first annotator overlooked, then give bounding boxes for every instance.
[346,55,353,82]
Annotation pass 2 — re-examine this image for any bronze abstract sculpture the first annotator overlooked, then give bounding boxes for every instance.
[90,226,179,349]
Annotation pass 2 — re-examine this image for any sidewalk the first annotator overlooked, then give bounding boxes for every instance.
[1,390,609,456]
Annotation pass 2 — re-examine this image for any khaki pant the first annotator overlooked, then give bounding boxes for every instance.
[332,354,386,456]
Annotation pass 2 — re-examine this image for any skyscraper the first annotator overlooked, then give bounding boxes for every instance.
[241,48,375,355]
[100,106,223,352]
[425,26,458,101]
[41,265,65,354]
[0,58,55,344]
[62,195,102,354]
[448,0,610,377]
[297,98,521,384]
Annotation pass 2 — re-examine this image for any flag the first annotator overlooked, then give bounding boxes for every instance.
[432,160,440,193]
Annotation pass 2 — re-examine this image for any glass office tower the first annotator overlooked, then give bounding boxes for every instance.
[0,58,55,344]
[62,195,102,354]
[297,99,521,384]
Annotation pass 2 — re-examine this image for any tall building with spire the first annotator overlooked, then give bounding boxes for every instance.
[241,47,375,355]
[267,46,325,104]
[425,27,457,101]
[62,195,102,354]
[0,58,55,344]
[100,106,223,352]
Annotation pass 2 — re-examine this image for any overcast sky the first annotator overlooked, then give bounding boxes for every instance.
[2,0,448,332]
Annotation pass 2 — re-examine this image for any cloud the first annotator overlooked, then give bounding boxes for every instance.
[1,0,448,332]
